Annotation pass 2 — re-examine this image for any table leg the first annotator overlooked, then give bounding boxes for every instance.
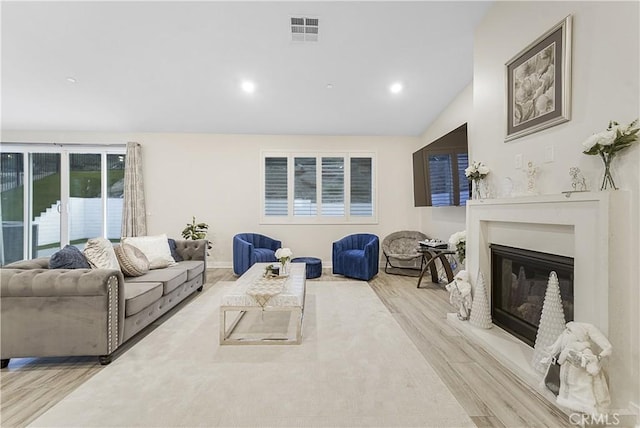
[417,252,455,288]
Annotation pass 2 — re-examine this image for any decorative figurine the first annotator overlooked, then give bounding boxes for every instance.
[542,321,612,414]
[445,270,472,321]
[569,167,587,191]
[526,161,539,194]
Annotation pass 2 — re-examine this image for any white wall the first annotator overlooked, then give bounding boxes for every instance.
[1,131,421,267]
[472,1,639,412]
[416,84,472,242]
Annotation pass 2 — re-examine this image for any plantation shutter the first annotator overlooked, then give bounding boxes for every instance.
[350,157,373,216]
[294,157,317,216]
[264,157,288,216]
[321,157,344,216]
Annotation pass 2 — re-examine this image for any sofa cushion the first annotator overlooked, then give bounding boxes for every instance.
[114,244,150,277]
[170,261,204,281]
[124,282,163,316]
[125,268,188,295]
[122,234,176,269]
[49,245,91,269]
[83,238,121,271]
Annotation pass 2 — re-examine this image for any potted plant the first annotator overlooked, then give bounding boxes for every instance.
[181,216,213,253]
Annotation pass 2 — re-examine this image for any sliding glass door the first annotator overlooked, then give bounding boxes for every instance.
[31,152,62,257]
[0,145,125,264]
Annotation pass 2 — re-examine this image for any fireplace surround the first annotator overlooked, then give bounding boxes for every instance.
[461,191,634,412]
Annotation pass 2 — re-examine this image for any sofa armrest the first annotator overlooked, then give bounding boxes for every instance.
[1,268,123,297]
[1,268,126,359]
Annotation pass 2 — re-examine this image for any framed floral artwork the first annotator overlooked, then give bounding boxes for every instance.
[505,15,572,142]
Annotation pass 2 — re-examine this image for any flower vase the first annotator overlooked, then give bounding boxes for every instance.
[472,178,487,199]
[280,259,290,276]
[600,152,617,190]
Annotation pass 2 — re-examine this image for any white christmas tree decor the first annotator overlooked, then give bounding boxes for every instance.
[470,271,492,329]
[531,271,566,373]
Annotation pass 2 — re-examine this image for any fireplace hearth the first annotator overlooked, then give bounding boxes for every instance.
[490,244,574,347]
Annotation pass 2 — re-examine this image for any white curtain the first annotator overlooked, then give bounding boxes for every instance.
[121,142,147,237]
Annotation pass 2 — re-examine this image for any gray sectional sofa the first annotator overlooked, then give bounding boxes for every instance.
[0,239,208,367]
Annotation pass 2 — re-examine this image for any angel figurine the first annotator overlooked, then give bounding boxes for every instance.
[445,270,472,320]
[543,321,612,414]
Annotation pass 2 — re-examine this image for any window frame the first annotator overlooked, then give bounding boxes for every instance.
[260,151,377,225]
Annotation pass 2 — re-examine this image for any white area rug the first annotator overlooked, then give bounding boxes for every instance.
[30,281,474,427]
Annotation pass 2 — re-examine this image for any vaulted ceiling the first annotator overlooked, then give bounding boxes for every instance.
[1,1,492,136]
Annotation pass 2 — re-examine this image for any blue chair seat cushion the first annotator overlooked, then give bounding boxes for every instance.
[291,257,322,279]
[342,249,365,261]
[254,248,277,262]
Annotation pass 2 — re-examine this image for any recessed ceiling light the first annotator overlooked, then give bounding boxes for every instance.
[241,80,256,94]
[390,82,403,94]
[66,77,77,84]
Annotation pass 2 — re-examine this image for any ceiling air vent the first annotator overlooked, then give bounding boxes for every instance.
[291,17,319,42]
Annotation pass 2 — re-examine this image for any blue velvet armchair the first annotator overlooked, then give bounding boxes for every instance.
[233,233,282,276]
[332,233,380,281]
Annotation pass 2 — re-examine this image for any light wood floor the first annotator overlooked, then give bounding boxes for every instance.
[0,268,572,428]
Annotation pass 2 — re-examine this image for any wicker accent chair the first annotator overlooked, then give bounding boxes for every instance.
[382,230,428,275]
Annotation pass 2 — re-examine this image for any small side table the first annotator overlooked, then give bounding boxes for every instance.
[416,247,456,288]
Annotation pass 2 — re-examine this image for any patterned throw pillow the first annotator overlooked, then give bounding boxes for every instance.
[83,238,121,271]
[114,244,150,277]
[122,234,176,270]
[49,245,91,269]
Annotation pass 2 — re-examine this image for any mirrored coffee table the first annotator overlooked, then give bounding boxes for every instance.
[220,262,306,345]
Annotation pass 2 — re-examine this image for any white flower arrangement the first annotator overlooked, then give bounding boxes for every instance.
[275,247,293,265]
[448,230,466,263]
[464,161,490,180]
[582,119,639,190]
[582,119,638,156]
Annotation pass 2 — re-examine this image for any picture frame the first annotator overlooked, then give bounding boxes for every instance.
[505,15,572,142]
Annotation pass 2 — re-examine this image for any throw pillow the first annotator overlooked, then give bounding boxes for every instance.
[114,244,150,277]
[83,238,121,271]
[49,245,91,269]
[167,238,183,262]
[122,234,176,270]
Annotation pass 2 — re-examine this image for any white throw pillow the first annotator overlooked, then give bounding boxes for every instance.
[83,238,121,271]
[122,234,176,269]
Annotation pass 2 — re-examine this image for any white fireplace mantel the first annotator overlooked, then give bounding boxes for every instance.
[461,190,636,413]
[466,191,628,336]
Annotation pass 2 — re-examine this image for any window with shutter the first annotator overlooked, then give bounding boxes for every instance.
[321,157,344,216]
[262,152,376,224]
[294,157,317,216]
[264,157,288,216]
[350,157,373,216]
